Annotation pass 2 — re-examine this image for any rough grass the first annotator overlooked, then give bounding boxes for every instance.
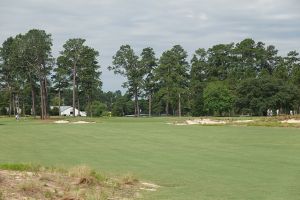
[0,164,143,200]
[1,117,300,199]
[0,163,41,171]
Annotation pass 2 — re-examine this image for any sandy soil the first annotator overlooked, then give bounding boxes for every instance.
[169,118,227,126]
[234,120,254,123]
[53,120,95,124]
[54,120,69,124]
[0,167,158,200]
[71,121,95,124]
[281,119,300,124]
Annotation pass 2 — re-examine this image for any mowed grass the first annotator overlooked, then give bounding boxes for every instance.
[0,117,300,200]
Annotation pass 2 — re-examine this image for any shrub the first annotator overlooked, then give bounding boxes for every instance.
[85,101,107,117]
[50,107,59,116]
[0,107,7,115]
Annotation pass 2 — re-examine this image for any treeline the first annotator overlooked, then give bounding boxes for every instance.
[108,41,300,116]
[0,29,101,119]
[0,29,300,118]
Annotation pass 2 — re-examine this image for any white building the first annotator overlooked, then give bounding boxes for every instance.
[50,106,87,117]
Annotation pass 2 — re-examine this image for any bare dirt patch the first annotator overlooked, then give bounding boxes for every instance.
[140,182,160,191]
[54,120,69,124]
[0,165,157,200]
[53,120,96,124]
[281,119,300,124]
[234,120,254,123]
[71,121,96,124]
[169,118,227,126]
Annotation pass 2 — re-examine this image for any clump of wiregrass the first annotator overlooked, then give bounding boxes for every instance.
[68,165,105,185]
[19,180,43,195]
[84,188,108,200]
[0,191,4,200]
[0,175,4,183]
[119,173,139,186]
[0,164,144,200]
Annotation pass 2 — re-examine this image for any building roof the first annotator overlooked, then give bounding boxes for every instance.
[59,106,72,112]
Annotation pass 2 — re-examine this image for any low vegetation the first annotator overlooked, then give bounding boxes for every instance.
[0,163,155,200]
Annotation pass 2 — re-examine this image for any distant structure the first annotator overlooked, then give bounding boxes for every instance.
[50,106,87,117]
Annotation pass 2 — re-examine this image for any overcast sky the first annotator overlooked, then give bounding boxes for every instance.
[0,0,299,92]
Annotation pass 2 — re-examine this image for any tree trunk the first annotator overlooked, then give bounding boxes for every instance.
[165,89,170,116]
[88,95,92,118]
[44,78,48,118]
[58,89,61,116]
[73,64,76,117]
[31,83,36,117]
[77,84,80,116]
[13,93,15,116]
[134,89,139,117]
[16,94,19,115]
[40,80,44,120]
[22,100,25,117]
[165,102,169,116]
[9,89,12,117]
[148,94,152,117]
[77,98,80,117]
[178,93,181,117]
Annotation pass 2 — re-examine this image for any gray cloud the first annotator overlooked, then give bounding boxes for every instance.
[0,0,299,92]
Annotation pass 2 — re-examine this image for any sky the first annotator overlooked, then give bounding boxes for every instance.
[0,0,299,92]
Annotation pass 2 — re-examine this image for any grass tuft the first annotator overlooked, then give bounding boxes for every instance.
[0,191,3,200]
[0,163,41,172]
[68,165,105,185]
[119,173,139,186]
[19,180,43,195]
[0,175,4,184]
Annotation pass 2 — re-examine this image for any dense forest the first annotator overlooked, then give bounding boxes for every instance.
[0,29,299,118]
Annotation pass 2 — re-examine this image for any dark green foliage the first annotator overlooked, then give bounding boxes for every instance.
[236,77,300,115]
[0,107,7,115]
[109,45,142,116]
[56,38,101,117]
[140,47,157,116]
[155,45,189,116]
[203,82,234,116]
[49,107,59,116]
[111,94,134,116]
[1,33,300,117]
[86,101,107,117]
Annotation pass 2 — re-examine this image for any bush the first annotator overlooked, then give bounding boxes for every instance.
[0,107,7,115]
[49,107,59,116]
[86,101,107,117]
[203,82,234,116]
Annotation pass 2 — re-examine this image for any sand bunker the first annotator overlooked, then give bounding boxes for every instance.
[281,119,300,124]
[71,121,95,124]
[234,120,254,123]
[54,120,69,124]
[54,120,95,124]
[140,182,160,191]
[170,118,227,126]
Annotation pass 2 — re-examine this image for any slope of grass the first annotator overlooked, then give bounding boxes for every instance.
[0,164,143,199]
[0,117,300,199]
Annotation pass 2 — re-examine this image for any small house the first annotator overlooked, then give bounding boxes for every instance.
[50,106,87,117]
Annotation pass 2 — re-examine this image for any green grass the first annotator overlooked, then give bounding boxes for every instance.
[0,117,300,199]
[0,163,41,171]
